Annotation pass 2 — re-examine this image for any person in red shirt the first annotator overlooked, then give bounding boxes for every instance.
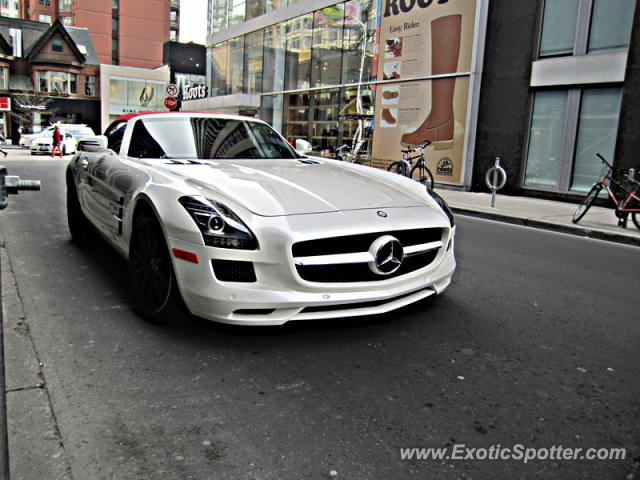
[51,125,63,158]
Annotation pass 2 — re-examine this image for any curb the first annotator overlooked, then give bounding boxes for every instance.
[0,242,73,479]
[451,207,640,247]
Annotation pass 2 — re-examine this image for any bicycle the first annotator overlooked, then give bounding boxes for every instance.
[387,141,435,190]
[335,143,362,164]
[335,113,373,165]
[572,153,640,230]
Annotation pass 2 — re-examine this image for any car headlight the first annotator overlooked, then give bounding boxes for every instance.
[428,189,455,228]
[179,196,258,250]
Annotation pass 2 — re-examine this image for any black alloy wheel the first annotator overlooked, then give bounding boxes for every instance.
[128,213,186,324]
[66,172,90,244]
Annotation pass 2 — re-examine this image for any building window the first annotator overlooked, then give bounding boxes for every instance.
[112,17,119,31]
[85,75,96,96]
[112,0,118,8]
[69,73,77,94]
[211,41,229,95]
[62,16,73,26]
[38,14,52,24]
[228,0,246,27]
[243,30,263,94]
[52,37,63,53]
[539,0,579,57]
[170,30,177,41]
[524,87,623,192]
[112,38,119,52]
[587,0,636,53]
[36,71,81,95]
[310,6,345,88]
[570,88,622,191]
[59,0,72,12]
[229,36,244,94]
[539,0,636,57]
[524,91,568,189]
[0,67,8,90]
[38,0,50,5]
[284,13,313,90]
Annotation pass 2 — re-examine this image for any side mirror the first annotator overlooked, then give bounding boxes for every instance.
[295,139,312,155]
[78,135,108,152]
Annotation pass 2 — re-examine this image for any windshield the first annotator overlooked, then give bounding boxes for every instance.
[127,117,298,160]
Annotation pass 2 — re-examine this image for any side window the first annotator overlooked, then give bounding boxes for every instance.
[105,121,127,153]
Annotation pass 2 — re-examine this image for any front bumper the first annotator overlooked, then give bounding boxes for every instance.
[31,144,52,154]
[165,207,456,325]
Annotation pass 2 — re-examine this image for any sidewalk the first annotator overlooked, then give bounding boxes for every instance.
[438,189,640,246]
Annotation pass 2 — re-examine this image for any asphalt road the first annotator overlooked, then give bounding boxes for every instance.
[0,153,639,480]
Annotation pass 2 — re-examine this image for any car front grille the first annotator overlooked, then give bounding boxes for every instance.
[292,228,443,283]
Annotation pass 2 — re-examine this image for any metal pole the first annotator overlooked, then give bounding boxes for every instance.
[491,157,500,208]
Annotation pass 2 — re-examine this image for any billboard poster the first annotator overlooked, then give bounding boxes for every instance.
[371,0,478,185]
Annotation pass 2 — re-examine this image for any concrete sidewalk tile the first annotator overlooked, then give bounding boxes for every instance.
[6,389,71,480]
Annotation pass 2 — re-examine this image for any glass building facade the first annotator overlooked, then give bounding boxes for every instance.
[200,0,640,197]
[524,0,636,193]
[206,0,378,156]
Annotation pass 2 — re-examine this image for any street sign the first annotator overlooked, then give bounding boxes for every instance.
[164,96,177,110]
[166,83,179,97]
[0,97,10,111]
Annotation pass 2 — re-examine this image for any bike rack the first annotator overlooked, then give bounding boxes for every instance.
[485,157,507,208]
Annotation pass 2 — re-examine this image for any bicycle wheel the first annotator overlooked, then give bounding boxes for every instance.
[572,183,602,224]
[410,163,435,190]
[387,161,406,176]
[632,212,640,230]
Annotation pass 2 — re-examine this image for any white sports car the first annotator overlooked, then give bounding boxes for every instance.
[66,112,456,325]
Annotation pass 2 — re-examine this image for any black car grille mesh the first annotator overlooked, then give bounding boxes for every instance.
[295,250,438,283]
[291,228,442,257]
[292,228,443,283]
[212,260,257,282]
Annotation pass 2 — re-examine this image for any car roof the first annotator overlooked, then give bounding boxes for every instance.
[112,111,261,124]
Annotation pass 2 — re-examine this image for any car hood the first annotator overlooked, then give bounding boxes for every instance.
[157,159,428,216]
[32,138,52,145]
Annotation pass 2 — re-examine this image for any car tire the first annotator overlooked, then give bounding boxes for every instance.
[66,171,90,244]
[632,212,640,230]
[128,211,187,325]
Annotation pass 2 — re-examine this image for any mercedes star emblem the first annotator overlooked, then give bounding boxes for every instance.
[368,235,404,275]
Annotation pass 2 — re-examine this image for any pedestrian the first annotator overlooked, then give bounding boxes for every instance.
[0,132,7,158]
[51,124,63,158]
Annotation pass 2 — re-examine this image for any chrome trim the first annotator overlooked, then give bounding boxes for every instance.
[404,241,443,256]
[293,240,442,266]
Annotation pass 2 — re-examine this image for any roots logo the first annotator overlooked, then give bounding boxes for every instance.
[437,157,454,176]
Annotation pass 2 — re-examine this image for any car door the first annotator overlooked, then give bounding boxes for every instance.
[78,121,128,239]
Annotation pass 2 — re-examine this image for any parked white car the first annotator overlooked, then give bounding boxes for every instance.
[20,124,93,149]
[30,130,78,155]
[66,112,456,325]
